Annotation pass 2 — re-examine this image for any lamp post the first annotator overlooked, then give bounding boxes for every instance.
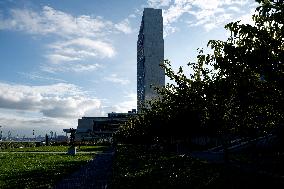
[0,125,2,141]
[32,129,35,141]
[7,130,11,141]
[50,131,53,139]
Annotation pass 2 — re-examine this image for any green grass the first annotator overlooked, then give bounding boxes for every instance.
[0,153,94,189]
[0,142,38,150]
[77,145,109,152]
[1,145,108,152]
[0,145,109,188]
[1,145,68,152]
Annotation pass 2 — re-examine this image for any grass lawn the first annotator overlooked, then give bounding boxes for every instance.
[1,145,108,152]
[111,145,284,188]
[0,145,109,189]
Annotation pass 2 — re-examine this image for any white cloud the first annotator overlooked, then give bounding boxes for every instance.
[228,6,241,12]
[148,0,172,8]
[41,63,101,73]
[71,63,101,72]
[128,14,136,18]
[229,0,249,6]
[203,13,233,31]
[103,93,136,114]
[115,93,137,112]
[104,74,130,85]
[18,72,66,82]
[0,6,132,68]
[47,37,116,64]
[236,8,256,25]
[147,0,256,35]
[115,18,133,34]
[204,23,217,31]
[0,82,101,118]
[159,1,191,36]
[40,96,100,118]
[192,0,221,10]
[0,6,114,37]
[249,2,259,8]
[0,9,44,33]
[188,0,253,31]
[47,54,81,64]
[163,2,191,25]
[0,111,76,137]
[52,38,115,57]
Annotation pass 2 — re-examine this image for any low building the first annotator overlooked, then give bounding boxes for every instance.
[55,135,68,142]
[74,109,137,141]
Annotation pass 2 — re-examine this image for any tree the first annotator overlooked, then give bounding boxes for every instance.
[69,128,76,147]
[207,0,284,136]
[115,0,284,145]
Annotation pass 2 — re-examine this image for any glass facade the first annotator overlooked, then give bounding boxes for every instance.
[137,8,164,113]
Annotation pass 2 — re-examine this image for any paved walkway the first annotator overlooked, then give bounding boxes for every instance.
[190,151,225,163]
[53,147,115,189]
[189,146,284,185]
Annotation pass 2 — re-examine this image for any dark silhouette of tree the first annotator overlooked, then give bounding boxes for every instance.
[69,128,76,147]
[115,0,284,145]
[206,0,284,137]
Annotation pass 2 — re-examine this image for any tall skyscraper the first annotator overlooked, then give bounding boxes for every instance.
[137,8,165,113]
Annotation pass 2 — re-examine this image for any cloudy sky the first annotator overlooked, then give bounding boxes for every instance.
[0,0,258,137]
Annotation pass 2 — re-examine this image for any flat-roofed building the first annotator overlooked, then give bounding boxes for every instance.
[74,109,137,141]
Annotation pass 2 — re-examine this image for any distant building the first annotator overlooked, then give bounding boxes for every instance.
[55,135,68,142]
[137,8,165,113]
[74,109,137,141]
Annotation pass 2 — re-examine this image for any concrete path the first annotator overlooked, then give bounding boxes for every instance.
[189,147,284,184]
[190,151,225,163]
[53,147,115,189]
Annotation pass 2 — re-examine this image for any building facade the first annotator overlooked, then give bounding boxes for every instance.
[137,8,165,113]
[74,109,137,141]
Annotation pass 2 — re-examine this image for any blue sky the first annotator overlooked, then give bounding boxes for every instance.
[0,0,258,137]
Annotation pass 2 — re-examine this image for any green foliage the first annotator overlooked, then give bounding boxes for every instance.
[112,145,220,188]
[207,0,284,135]
[116,0,284,144]
[112,145,283,188]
